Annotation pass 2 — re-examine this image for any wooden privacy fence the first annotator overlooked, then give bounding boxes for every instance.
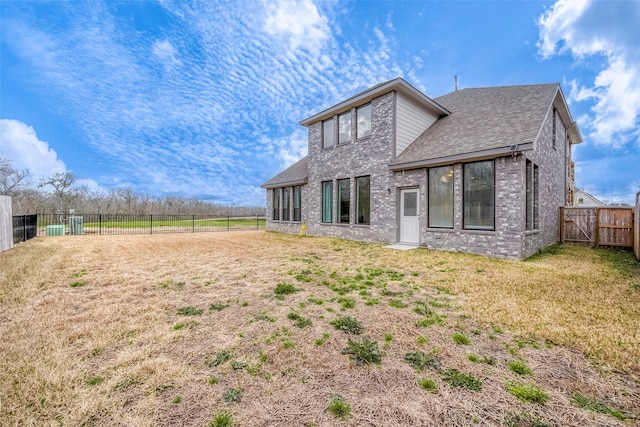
[635,192,640,261]
[560,206,635,253]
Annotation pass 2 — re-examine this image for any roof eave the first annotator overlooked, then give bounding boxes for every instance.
[389,142,534,171]
[299,78,450,127]
[260,177,308,189]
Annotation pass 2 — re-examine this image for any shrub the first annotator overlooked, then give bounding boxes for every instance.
[342,337,382,365]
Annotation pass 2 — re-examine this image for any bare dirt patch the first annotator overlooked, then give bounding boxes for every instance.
[1,232,638,426]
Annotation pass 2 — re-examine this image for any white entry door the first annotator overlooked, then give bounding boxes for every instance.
[400,189,420,244]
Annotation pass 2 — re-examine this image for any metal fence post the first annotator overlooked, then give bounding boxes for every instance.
[192,215,195,233]
[227,216,230,231]
[150,214,153,234]
[22,215,27,242]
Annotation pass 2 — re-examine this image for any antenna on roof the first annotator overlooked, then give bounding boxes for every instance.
[454,75,458,92]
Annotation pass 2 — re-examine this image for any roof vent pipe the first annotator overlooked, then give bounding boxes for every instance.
[454,75,458,92]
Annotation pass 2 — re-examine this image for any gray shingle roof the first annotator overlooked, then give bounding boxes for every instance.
[261,156,308,188]
[391,83,559,168]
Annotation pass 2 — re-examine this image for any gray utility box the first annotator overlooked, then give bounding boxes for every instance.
[69,216,84,235]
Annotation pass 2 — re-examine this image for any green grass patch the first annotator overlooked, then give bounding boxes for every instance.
[415,313,445,327]
[329,316,364,334]
[417,377,438,392]
[452,332,471,345]
[287,312,312,328]
[177,306,203,316]
[209,303,228,311]
[337,297,356,309]
[441,369,482,391]
[507,359,533,375]
[467,353,497,365]
[327,394,350,420]
[571,392,626,420]
[506,383,548,403]
[274,282,298,296]
[208,411,234,427]
[86,376,103,386]
[70,281,86,288]
[504,412,549,427]
[388,299,406,308]
[315,332,330,346]
[208,376,218,385]
[342,337,382,365]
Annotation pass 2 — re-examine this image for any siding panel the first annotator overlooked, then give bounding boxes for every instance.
[396,93,438,157]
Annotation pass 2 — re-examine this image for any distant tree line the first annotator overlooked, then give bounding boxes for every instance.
[1,158,265,216]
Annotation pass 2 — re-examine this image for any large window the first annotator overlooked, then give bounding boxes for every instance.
[338,111,352,144]
[338,178,350,223]
[526,160,539,230]
[356,176,370,224]
[282,187,290,222]
[322,181,333,223]
[428,166,454,228]
[273,188,280,221]
[463,160,495,230]
[323,118,334,149]
[356,103,371,139]
[293,185,302,222]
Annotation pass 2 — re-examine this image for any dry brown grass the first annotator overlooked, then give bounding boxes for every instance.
[1,231,638,426]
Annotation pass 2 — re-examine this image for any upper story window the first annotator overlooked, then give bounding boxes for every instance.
[357,103,371,139]
[338,111,352,144]
[323,118,334,149]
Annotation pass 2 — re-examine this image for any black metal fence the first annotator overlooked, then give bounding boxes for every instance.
[14,213,265,237]
[13,214,38,244]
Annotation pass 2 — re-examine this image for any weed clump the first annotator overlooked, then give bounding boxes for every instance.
[571,392,626,420]
[452,332,471,345]
[327,394,351,420]
[177,306,203,316]
[274,283,298,296]
[441,369,482,391]
[404,351,441,371]
[209,303,228,311]
[342,337,382,365]
[329,316,364,334]
[417,377,438,392]
[287,312,312,328]
[209,411,234,427]
[223,388,242,403]
[206,351,233,367]
[508,359,533,375]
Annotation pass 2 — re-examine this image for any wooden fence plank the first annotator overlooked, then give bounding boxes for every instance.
[562,206,634,249]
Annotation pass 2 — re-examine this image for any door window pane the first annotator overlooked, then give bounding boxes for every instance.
[404,192,417,217]
[338,178,350,223]
[429,166,454,228]
[463,161,495,230]
[356,176,370,224]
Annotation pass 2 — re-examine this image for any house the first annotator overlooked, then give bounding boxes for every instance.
[574,188,605,207]
[261,78,582,260]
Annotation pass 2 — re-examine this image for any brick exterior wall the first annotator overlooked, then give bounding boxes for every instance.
[306,91,397,242]
[265,89,568,260]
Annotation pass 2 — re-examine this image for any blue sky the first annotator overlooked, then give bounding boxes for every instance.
[1,0,638,206]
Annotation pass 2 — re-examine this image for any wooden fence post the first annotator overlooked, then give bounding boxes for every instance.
[594,208,600,248]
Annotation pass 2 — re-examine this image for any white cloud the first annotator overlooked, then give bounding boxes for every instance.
[271,129,308,168]
[263,0,330,56]
[538,0,640,147]
[0,119,66,185]
[152,39,182,67]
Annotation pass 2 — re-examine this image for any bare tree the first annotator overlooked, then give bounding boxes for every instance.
[39,171,76,214]
[0,157,30,196]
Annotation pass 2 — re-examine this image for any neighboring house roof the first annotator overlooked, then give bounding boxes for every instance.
[390,84,564,170]
[261,156,308,189]
[300,77,450,126]
[574,189,605,207]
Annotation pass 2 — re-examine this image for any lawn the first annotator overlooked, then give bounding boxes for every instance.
[1,232,638,426]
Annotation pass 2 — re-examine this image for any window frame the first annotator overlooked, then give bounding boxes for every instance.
[322,118,334,149]
[338,111,352,145]
[356,103,371,139]
[337,178,350,224]
[355,175,370,225]
[525,160,540,231]
[321,181,333,223]
[293,185,302,222]
[273,188,280,221]
[463,160,495,231]
[428,165,454,229]
[282,187,291,222]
